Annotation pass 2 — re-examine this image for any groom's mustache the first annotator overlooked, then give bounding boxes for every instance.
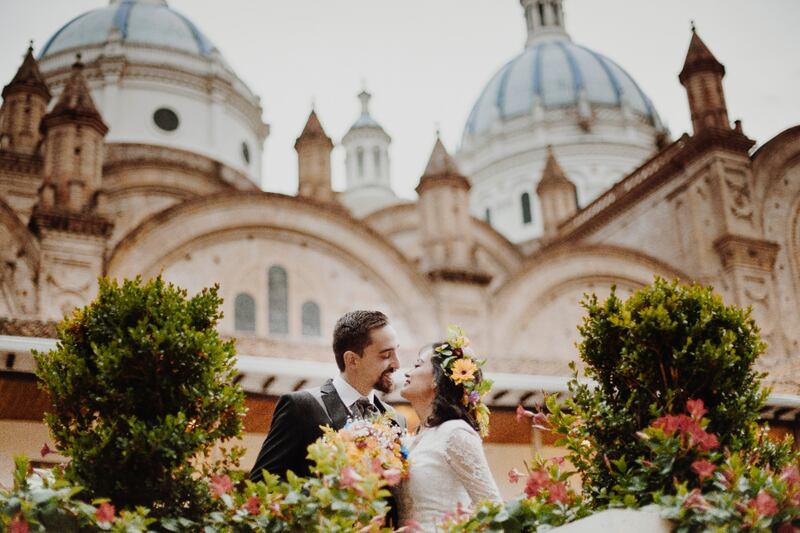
[375,368,395,393]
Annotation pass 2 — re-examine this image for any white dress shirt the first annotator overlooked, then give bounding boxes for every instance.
[332,374,376,415]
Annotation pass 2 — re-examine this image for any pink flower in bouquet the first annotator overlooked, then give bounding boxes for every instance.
[244,495,260,515]
[340,466,363,489]
[210,474,233,496]
[691,459,716,482]
[686,398,708,420]
[547,481,570,504]
[383,468,403,486]
[781,464,800,487]
[749,491,779,517]
[9,515,29,533]
[95,502,116,523]
[508,468,524,484]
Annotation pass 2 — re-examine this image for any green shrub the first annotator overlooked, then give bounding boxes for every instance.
[569,277,769,504]
[34,276,246,522]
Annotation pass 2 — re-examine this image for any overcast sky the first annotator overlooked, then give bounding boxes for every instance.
[2,0,798,197]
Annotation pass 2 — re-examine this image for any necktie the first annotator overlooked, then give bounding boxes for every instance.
[351,397,378,420]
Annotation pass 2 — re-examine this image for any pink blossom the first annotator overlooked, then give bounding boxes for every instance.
[749,491,779,517]
[686,398,708,420]
[691,459,716,482]
[94,502,116,523]
[532,412,550,429]
[383,468,403,486]
[40,443,52,458]
[508,468,524,484]
[9,515,29,533]
[524,470,550,498]
[547,481,570,504]
[210,474,233,496]
[683,489,710,510]
[339,466,363,489]
[781,465,800,486]
[244,495,260,515]
[516,404,535,423]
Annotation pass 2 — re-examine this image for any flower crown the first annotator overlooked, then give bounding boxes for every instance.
[434,325,493,437]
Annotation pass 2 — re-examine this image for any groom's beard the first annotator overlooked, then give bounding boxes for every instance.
[374,369,395,394]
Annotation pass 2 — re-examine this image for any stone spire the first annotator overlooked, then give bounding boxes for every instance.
[679,26,730,134]
[0,43,52,154]
[416,135,487,283]
[42,57,108,136]
[38,56,109,212]
[520,0,569,46]
[341,89,395,217]
[294,109,335,203]
[536,146,577,236]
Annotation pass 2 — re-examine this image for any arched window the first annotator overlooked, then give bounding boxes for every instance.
[524,5,534,29]
[373,147,382,177]
[268,266,288,334]
[301,301,321,337]
[234,293,256,332]
[356,148,365,178]
[552,3,560,25]
[521,192,532,224]
[538,1,546,26]
[485,208,492,225]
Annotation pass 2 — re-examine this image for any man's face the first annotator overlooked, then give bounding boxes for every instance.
[354,324,400,393]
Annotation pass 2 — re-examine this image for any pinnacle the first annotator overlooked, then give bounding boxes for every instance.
[679,27,724,83]
[2,43,50,100]
[43,55,108,135]
[295,109,333,149]
[536,146,574,191]
[422,136,461,177]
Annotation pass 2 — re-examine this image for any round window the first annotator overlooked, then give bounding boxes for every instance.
[241,141,251,164]
[153,108,179,132]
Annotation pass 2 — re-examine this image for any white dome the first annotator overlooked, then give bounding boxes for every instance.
[37,0,268,185]
[457,1,668,244]
[40,0,219,61]
[463,39,663,139]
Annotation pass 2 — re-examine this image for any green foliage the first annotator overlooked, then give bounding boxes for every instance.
[0,457,154,532]
[34,276,246,523]
[568,277,768,504]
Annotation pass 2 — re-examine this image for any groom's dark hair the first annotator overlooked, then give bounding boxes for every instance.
[332,310,389,371]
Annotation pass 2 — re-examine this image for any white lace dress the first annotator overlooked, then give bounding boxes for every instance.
[397,419,502,531]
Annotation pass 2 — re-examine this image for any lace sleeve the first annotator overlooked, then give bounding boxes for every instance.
[445,426,502,504]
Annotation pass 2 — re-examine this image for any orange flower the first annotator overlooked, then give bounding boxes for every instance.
[451,358,477,384]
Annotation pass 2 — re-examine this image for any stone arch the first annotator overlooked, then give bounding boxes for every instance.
[752,126,800,353]
[0,198,39,316]
[488,244,688,374]
[107,191,439,347]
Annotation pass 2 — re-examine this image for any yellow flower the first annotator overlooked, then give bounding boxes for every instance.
[451,358,477,384]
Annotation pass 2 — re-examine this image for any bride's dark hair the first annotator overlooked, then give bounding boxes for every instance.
[424,342,482,433]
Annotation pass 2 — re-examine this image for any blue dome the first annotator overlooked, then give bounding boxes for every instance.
[464,39,661,136]
[40,0,218,59]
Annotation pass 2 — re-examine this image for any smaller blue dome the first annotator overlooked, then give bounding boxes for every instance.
[40,0,218,59]
[464,39,661,136]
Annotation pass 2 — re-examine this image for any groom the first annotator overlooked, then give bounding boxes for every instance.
[249,309,405,482]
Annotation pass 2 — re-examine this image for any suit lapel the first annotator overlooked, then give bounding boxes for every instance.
[374,396,405,429]
[320,379,351,429]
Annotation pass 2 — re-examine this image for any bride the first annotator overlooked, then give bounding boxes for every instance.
[397,331,501,530]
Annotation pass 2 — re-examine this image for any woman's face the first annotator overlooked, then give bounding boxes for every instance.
[400,347,436,405]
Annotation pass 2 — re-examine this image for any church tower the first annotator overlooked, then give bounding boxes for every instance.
[30,56,112,320]
[341,90,396,217]
[0,44,51,155]
[536,146,577,236]
[416,136,487,283]
[294,109,335,203]
[37,57,108,212]
[679,25,730,134]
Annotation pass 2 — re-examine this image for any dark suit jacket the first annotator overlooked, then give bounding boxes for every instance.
[249,378,405,482]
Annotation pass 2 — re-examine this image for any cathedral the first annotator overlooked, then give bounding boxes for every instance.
[1,0,798,494]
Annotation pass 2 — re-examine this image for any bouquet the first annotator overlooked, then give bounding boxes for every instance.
[308,413,410,491]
